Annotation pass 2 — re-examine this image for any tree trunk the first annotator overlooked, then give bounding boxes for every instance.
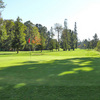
[68,49,70,51]
[34,47,35,51]
[63,49,65,51]
[58,47,59,51]
[41,49,42,52]
[17,49,19,54]
[58,31,60,51]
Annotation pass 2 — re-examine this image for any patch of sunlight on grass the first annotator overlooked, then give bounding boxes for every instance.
[28,67,36,69]
[73,67,93,71]
[71,59,82,63]
[70,60,92,66]
[58,71,77,76]
[49,74,55,77]
[70,59,82,65]
[38,60,55,64]
[0,78,4,80]
[36,79,44,82]
[0,87,3,90]
[79,61,92,66]
[58,67,93,76]
[14,83,26,89]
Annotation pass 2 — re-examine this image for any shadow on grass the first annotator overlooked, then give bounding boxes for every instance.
[0,53,15,55]
[0,57,100,100]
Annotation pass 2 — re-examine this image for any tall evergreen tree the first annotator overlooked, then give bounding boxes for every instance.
[74,22,78,48]
[48,38,56,51]
[24,21,35,50]
[61,19,70,51]
[50,27,54,38]
[48,27,55,51]
[93,33,99,48]
[12,17,26,53]
[61,29,68,51]
[64,19,67,29]
[70,30,76,50]
[87,38,91,49]
[54,23,62,51]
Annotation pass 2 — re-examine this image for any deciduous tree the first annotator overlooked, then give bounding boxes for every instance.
[0,18,7,50]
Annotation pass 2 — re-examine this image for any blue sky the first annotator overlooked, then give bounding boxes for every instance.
[2,0,100,41]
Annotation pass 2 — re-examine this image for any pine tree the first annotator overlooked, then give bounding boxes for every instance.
[93,33,99,48]
[12,17,26,53]
[54,23,62,51]
[61,29,68,51]
[64,19,67,29]
[24,21,34,50]
[48,27,55,51]
[74,22,78,48]
[70,30,76,50]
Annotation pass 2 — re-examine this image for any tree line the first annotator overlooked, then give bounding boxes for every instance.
[1,0,100,53]
[78,33,100,51]
[0,17,78,53]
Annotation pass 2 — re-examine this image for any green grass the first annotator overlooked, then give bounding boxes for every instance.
[0,49,100,100]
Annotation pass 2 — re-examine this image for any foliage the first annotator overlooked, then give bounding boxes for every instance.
[78,34,99,50]
[70,30,76,50]
[31,26,41,51]
[95,40,100,51]
[36,24,48,51]
[54,23,62,51]
[24,21,34,50]
[74,22,78,48]
[0,18,7,41]
[39,33,46,52]
[61,29,77,51]
[12,17,26,53]
[93,33,99,48]
[0,18,8,50]
[0,0,5,9]
[4,20,15,50]
[32,36,41,51]
[50,27,54,38]
[0,0,5,17]
[61,29,69,51]
[48,38,56,51]
[0,16,99,52]
[32,36,41,45]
